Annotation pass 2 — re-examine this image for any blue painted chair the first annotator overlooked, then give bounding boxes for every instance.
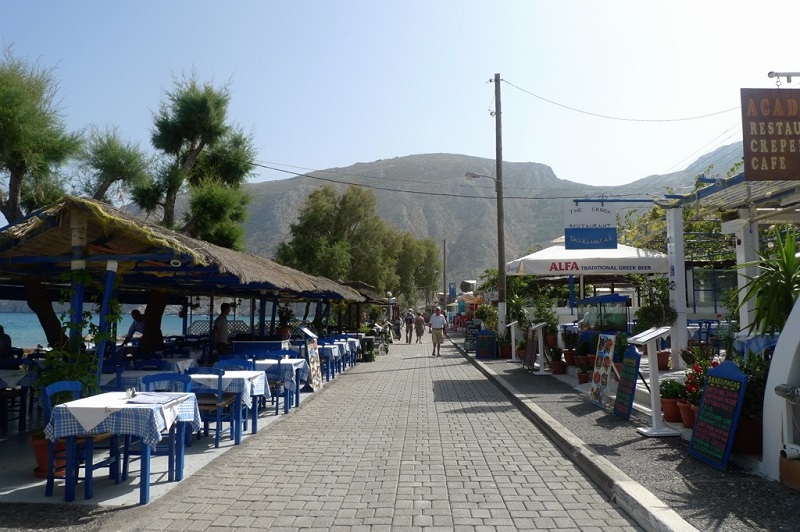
[186,367,237,448]
[215,357,255,371]
[141,373,193,481]
[43,381,125,500]
[251,352,287,415]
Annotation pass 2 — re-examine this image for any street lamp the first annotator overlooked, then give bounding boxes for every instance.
[465,171,506,337]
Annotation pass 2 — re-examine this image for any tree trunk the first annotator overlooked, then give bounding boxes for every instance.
[23,279,68,349]
[140,291,169,354]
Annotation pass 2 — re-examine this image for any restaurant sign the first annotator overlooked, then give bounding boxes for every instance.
[564,201,617,250]
[741,88,800,181]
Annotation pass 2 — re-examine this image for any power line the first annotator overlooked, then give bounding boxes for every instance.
[502,79,739,123]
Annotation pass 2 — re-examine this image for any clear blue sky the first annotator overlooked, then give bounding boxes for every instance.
[2,1,799,193]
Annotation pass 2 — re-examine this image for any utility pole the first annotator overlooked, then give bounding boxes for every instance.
[492,73,506,337]
[442,239,447,309]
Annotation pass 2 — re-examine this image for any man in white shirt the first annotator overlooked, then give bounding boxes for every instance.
[428,306,448,356]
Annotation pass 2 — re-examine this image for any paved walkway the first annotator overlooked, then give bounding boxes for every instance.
[2,331,796,531]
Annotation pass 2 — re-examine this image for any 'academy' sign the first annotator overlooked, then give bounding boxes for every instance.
[741,88,800,181]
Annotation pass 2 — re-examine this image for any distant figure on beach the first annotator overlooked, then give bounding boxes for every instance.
[213,302,232,362]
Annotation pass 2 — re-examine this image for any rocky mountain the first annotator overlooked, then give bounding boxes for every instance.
[241,143,743,285]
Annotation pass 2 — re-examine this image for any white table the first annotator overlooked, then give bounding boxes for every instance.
[253,358,310,411]
[45,391,200,504]
[188,370,267,439]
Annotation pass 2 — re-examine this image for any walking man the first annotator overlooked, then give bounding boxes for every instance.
[404,308,415,343]
[428,306,448,356]
[213,302,231,364]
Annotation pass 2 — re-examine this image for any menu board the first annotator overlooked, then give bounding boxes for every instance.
[464,320,481,352]
[688,361,747,470]
[524,327,538,369]
[589,334,616,407]
[613,349,641,420]
[475,330,496,359]
[307,339,323,391]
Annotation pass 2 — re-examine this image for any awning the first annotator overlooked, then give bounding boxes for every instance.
[506,243,668,277]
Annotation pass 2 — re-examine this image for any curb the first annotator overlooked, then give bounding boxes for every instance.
[450,339,698,532]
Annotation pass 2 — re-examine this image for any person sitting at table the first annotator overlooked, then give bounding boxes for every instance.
[0,324,15,368]
[122,309,145,346]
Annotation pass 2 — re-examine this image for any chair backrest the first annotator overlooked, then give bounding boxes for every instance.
[214,357,254,371]
[251,351,283,361]
[43,380,82,421]
[270,349,298,359]
[135,359,173,371]
[142,372,192,392]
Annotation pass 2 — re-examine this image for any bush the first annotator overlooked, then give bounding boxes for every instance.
[659,379,686,399]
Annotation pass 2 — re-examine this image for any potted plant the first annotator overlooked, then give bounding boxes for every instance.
[678,347,717,429]
[574,339,591,369]
[549,347,565,374]
[515,338,527,360]
[659,379,686,423]
[497,334,512,359]
[737,225,800,336]
[532,294,559,347]
[277,305,295,339]
[561,329,578,366]
[576,358,593,384]
[729,352,771,454]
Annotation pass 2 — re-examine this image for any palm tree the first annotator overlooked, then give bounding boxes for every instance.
[738,226,800,335]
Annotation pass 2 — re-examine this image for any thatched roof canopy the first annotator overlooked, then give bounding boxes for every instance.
[0,196,363,302]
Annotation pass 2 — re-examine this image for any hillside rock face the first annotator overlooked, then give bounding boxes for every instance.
[239,145,742,285]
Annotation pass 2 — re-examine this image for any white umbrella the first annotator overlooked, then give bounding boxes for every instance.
[506,243,668,276]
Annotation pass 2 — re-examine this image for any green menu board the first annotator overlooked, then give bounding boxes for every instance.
[688,361,747,470]
[465,321,481,352]
[613,349,640,420]
[475,330,496,359]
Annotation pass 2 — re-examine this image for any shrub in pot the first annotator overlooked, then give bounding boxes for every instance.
[659,379,685,422]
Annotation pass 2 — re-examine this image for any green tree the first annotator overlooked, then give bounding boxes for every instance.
[77,125,151,203]
[0,47,82,222]
[277,184,440,298]
[136,73,255,242]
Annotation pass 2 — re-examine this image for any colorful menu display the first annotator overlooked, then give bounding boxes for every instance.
[307,339,323,391]
[589,333,616,406]
[688,361,747,470]
[613,349,641,420]
[475,330,496,359]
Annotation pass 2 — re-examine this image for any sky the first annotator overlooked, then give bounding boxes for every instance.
[3,1,800,195]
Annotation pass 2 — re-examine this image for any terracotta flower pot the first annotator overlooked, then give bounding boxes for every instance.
[661,397,682,422]
[657,351,671,370]
[29,435,65,479]
[563,350,576,366]
[577,371,590,384]
[677,400,696,429]
[550,360,566,374]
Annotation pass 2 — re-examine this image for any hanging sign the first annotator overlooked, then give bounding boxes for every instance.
[688,361,747,470]
[564,201,617,249]
[741,88,800,181]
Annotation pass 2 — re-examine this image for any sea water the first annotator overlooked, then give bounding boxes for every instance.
[0,312,191,349]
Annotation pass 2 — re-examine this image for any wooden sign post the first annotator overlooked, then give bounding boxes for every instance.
[629,327,681,437]
[528,322,550,375]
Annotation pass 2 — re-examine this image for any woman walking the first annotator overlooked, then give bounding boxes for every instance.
[414,312,426,343]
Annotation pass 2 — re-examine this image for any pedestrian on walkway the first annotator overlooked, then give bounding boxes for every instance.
[428,306,447,356]
[414,311,425,343]
[404,308,415,343]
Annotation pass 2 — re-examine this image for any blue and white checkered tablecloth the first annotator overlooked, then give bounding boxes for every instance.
[735,333,780,356]
[0,369,38,388]
[319,344,342,360]
[45,392,200,450]
[188,370,266,409]
[254,359,309,390]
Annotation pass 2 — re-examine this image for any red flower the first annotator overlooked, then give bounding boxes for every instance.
[693,363,702,374]
[711,360,719,367]
[686,382,699,393]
